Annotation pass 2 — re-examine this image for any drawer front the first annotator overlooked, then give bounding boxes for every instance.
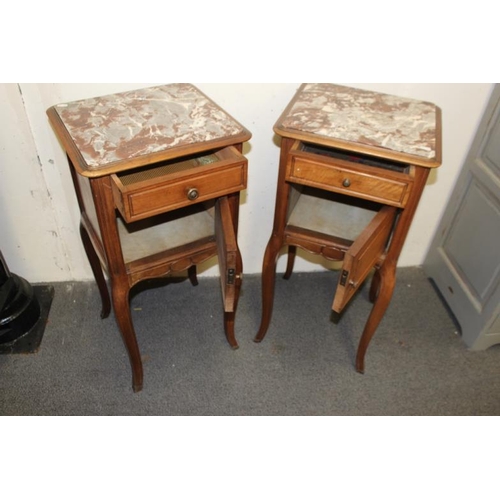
[114,162,246,222]
[288,156,411,207]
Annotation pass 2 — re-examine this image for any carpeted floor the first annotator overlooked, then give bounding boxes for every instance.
[1,267,499,415]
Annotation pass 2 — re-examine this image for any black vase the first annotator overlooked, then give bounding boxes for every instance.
[0,252,41,345]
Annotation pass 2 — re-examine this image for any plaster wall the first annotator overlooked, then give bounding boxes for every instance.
[0,83,493,282]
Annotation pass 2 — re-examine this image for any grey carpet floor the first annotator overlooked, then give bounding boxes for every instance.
[1,267,499,415]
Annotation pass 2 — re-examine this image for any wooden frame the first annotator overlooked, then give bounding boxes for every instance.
[256,84,442,373]
[47,85,251,392]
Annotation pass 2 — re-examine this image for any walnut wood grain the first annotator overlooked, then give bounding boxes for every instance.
[112,159,246,223]
[288,153,413,208]
[256,83,442,375]
[332,205,397,313]
[47,84,251,392]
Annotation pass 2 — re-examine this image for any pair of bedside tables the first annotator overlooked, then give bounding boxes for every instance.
[48,83,442,392]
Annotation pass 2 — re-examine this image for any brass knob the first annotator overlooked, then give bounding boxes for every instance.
[342,178,351,188]
[187,188,199,201]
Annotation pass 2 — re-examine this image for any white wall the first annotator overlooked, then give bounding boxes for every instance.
[0,83,494,282]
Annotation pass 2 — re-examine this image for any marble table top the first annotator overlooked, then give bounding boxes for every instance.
[49,84,250,175]
[275,83,442,167]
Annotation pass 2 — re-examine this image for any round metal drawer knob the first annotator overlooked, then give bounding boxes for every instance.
[187,188,199,201]
[342,178,351,188]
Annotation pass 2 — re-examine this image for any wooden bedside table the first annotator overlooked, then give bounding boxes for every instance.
[47,84,251,392]
[255,83,442,373]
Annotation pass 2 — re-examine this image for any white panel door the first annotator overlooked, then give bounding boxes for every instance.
[424,85,500,350]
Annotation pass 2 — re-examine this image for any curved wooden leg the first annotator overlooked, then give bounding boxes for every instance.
[188,265,199,287]
[80,223,111,319]
[283,246,297,281]
[356,264,397,374]
[254,138,294,344]
[255,236,282,343]
[224,311,239,350]
[112,284,143,392]
[369,268,382,304]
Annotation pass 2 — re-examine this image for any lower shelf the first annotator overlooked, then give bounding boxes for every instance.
[287,188,381,242]
[118,204,215,264]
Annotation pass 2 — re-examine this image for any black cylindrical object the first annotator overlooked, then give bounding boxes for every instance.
[0,252,41,345]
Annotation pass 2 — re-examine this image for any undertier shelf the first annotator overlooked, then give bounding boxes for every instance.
[287,191,381,242]
[117,205,215,264]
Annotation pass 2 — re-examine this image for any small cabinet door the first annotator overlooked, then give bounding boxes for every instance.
[215,196,242,313]
[332,205,397,313]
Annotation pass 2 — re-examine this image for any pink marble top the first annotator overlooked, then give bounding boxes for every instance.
[276,84,441,166]
[52,84,249,171]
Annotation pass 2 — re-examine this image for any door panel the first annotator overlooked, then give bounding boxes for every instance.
[332,205,397,313]
[424,85,500,350]
[215,196,241,313]
[441,178,500,308]
[481,109,500,176]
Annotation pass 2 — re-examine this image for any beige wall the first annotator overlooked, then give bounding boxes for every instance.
[0,83,494,282]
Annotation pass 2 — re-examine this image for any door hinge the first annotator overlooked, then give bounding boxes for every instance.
[227,269,235,285]
[340,270,349,287]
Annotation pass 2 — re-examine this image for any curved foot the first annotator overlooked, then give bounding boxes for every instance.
[224,312,239,350]
[100,309,111,320]
[255,237,282,344]
[356,265,396,374]
[283,246,296,280]
[188,265,199,287]
[355,360,365,375]
[112,285,143,393]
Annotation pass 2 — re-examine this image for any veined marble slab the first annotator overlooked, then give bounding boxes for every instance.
[279,83,440,162]
[54,84,246,169]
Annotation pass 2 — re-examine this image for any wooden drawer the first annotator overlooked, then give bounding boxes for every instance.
[111,146,247,223]
[286,141,414,208]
